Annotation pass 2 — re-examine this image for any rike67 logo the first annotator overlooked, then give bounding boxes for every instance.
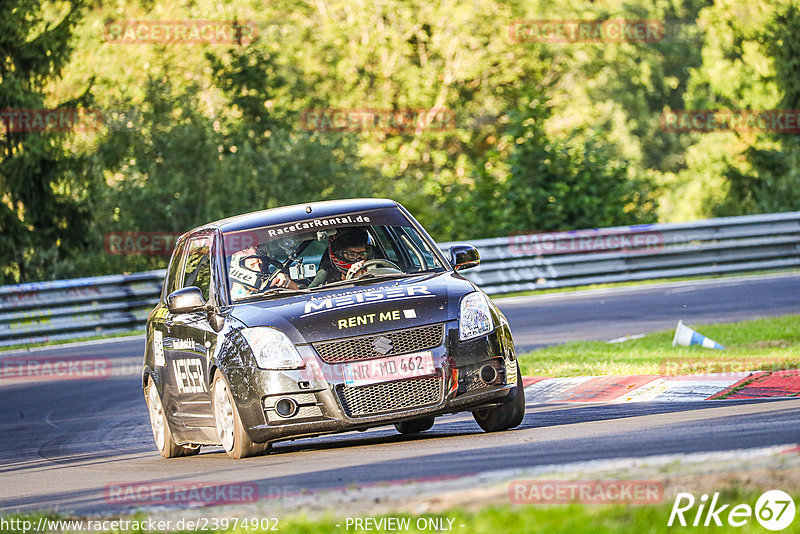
[668,490,796,531]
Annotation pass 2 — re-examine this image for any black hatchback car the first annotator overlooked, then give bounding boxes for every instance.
[143,199,524,458]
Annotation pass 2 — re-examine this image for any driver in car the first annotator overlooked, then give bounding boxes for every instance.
[308,228,373,288]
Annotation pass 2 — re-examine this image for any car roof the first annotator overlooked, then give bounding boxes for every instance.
[191,198,402,234]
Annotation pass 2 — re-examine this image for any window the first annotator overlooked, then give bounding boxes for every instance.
[183,236,213,302]
[164,240,186,298]
[397,226,439,271]
[224,216,447,301]
[371,226,401,265]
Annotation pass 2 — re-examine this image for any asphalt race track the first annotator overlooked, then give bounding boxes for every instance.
[1,273,799,515]
[499,272,800,351]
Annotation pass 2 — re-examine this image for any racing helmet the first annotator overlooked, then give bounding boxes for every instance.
[230,243,274,288]
[328,227,375,274]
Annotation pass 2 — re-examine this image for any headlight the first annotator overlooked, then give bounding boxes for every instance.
[240,328,305,370]
[459,291,494,341]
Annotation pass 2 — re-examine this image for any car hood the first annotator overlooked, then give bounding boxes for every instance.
[229,272,475,344]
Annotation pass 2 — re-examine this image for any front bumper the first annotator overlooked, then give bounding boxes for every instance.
[223,320,518,444]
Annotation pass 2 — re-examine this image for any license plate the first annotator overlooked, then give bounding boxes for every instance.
[343,351,435,387]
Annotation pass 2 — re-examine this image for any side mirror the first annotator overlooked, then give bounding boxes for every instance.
[167,287,206,314]
[449,244,480,271]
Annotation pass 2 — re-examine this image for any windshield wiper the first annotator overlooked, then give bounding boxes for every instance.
[358,272,414,282]
[313,272,413,290]
[248,286,312,299]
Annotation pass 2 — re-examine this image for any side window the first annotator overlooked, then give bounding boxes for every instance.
[371,226,401,264]
[164,241,186,297]
[399,227,441,270]
[183,236,213,302]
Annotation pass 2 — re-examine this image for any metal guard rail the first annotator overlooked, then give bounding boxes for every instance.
[0,271,165,347]
[1,211,799,347]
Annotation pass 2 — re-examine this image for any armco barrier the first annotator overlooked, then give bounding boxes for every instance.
[0,271,164,347]
[444,211,800,295]
[1,211,799,347]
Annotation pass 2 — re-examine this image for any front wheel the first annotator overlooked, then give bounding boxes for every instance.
[145,377,201,458]
[472,363,525,432]
[212,370,270,459]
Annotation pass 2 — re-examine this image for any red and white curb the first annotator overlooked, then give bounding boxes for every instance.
[522,369,800,403]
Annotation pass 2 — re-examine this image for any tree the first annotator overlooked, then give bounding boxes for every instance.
[713,2,800,216]
[679,0,800,217]
[2,0,723,281]
[474,101,657,237]
[0,0,92,283]
[85,50,376,275]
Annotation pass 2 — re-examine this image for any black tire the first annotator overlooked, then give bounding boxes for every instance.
[472,363,525,432]
[145,377,201,458]
[212,370,270,459]
[394,415,435,434]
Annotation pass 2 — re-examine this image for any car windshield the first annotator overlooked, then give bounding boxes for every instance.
[223,212,446,302]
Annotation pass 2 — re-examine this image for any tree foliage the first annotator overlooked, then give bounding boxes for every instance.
[712,2,800,216]
[680,0,800,218]
[473,101,656,237]
[0,0,92,283]
[2,0,797,282]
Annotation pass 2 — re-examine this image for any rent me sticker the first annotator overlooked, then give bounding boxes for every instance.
[337,309,415,330]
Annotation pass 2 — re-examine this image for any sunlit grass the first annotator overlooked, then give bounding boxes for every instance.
[517,315,800,377]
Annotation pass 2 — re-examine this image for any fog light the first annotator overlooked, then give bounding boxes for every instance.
[479,364,498,384]
[274,398,298,418]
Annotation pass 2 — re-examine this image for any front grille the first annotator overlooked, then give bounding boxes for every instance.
[313,323,444,364]
[336,376,443,417]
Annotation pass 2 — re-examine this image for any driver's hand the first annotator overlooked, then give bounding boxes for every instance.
[346,260,366,279]
[270,273,298,289]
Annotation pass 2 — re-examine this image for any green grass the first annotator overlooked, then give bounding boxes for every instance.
[0,329,144,353]
[2,488,791,533]
[264,499,793,534]
[517,314,800,377]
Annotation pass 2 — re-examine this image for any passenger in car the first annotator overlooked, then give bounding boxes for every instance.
[229,245,298,298]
